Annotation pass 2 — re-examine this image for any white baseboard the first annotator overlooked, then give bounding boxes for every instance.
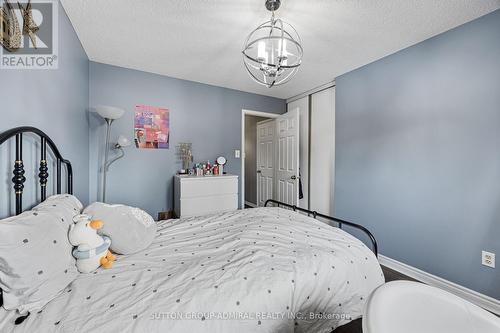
[244,201,258,208]
[379,255,500,316]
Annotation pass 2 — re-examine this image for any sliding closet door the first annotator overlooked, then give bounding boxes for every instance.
[310,87,335,215]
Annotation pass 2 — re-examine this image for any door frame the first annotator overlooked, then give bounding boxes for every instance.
[256,118,276,208]
[241,109,280,209]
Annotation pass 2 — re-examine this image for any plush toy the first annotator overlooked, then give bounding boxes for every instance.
[69,214,116,273]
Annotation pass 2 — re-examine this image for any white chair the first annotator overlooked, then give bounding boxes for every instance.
[363,281,500,333]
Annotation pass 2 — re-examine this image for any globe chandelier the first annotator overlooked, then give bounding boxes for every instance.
[242,0,303,88]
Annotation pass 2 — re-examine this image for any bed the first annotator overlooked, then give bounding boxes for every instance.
[0,127,384,332]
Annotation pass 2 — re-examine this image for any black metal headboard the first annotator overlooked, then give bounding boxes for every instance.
[0,126,73,215]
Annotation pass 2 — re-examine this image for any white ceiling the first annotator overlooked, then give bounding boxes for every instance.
[61,0,500,99]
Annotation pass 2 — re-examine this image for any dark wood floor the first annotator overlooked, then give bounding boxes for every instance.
[332,265,417,333]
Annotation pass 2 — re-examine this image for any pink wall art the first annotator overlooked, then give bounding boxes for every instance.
[134,105,170,149]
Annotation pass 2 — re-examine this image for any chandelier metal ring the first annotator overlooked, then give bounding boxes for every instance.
[242,0,303,88]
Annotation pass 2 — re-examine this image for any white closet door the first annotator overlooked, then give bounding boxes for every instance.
[310,87,335,215]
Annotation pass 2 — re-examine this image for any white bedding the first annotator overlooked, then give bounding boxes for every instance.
[0,207,384,333]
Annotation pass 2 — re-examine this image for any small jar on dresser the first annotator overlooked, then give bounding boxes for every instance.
[174,174,239,218]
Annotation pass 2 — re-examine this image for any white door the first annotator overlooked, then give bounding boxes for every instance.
[276,109,300,206]
[256,119,275,207]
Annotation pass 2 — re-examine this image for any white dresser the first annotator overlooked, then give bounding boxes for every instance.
[174,174,239,218]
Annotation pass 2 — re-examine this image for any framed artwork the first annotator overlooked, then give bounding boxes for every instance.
[134,105,170,149]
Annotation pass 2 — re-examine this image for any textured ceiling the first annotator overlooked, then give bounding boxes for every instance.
[61,0,500,99]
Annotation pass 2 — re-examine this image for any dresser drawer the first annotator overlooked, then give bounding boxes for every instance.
[180,194,238,217]
[179,177,238,198]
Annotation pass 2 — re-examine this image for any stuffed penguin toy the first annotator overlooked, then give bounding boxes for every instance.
[69,214,116,273]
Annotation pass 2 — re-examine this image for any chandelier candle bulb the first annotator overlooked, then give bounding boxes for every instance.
[258,41,266,60]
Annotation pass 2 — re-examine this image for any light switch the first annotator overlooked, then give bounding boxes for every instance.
[235,150,240,158]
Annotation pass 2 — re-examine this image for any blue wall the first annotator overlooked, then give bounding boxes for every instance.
[89,62,285,217]
[0,2,89,218]
[335,10,500,299]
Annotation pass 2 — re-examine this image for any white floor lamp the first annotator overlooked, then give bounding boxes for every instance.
[94,105,127,203]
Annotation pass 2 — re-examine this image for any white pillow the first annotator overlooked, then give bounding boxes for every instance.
[83,203,157,255]
[33,194,84,227]
[0,195,82,314]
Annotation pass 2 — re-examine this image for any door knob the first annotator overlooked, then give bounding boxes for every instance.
[291,175,297,180]
[257,170,262,174]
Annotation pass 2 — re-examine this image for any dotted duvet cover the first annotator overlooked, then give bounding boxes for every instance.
[0,207,384,333]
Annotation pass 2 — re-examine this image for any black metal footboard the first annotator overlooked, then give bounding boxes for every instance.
[264,199,378,257]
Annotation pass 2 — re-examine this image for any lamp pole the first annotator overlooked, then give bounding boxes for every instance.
[102,118,113,203]
[94,105,126,203]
